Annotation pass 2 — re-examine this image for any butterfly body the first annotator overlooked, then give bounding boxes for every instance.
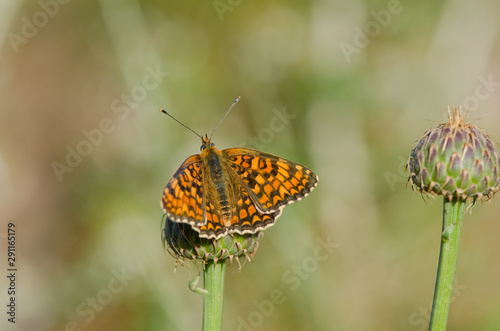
[162,134,318,239]
[200,139,233,227]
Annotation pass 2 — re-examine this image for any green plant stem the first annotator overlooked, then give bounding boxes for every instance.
[429,198,466,331]
[203,260,226,331]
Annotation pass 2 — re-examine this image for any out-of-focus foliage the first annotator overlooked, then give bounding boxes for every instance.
[1,0,500,330]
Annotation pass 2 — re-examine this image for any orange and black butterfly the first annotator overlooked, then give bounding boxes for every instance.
[160,97,318,239]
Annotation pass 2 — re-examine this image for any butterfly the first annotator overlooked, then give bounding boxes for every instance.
[160,97,318,239]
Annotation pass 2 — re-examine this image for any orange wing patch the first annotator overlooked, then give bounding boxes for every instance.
[161,155,205,226]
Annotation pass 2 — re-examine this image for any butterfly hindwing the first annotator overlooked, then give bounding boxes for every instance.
[226,173,281,235]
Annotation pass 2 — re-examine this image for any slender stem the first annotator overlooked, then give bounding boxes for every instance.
[203,260,226,331]
[428,198,466,331]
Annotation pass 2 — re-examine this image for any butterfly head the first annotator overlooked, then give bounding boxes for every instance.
[200,134,215,151]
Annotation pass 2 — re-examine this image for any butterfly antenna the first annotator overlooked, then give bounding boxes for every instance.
[209,96,241,141]
[159,109,203,139]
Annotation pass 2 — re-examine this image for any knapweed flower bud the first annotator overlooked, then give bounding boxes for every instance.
[163,217,263,266]
[408,105,500,201]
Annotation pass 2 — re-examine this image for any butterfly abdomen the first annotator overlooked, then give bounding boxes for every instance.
[203,147,232,223]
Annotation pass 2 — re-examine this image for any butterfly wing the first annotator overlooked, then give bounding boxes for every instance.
[220,172,282,237]
[161,154,206,226]
[162,147,318,240]
[222,147,319,215]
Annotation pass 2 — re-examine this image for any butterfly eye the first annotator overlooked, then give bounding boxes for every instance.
[200,142,215,151]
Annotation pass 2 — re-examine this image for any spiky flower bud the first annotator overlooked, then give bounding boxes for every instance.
[408,105,500,201]
[163,218,263,267]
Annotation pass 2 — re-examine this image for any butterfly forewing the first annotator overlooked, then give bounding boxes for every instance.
[222,148,319,213]
[161,155,206,226]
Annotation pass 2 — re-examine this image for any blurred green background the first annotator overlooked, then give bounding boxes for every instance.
[1,0,500,330]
